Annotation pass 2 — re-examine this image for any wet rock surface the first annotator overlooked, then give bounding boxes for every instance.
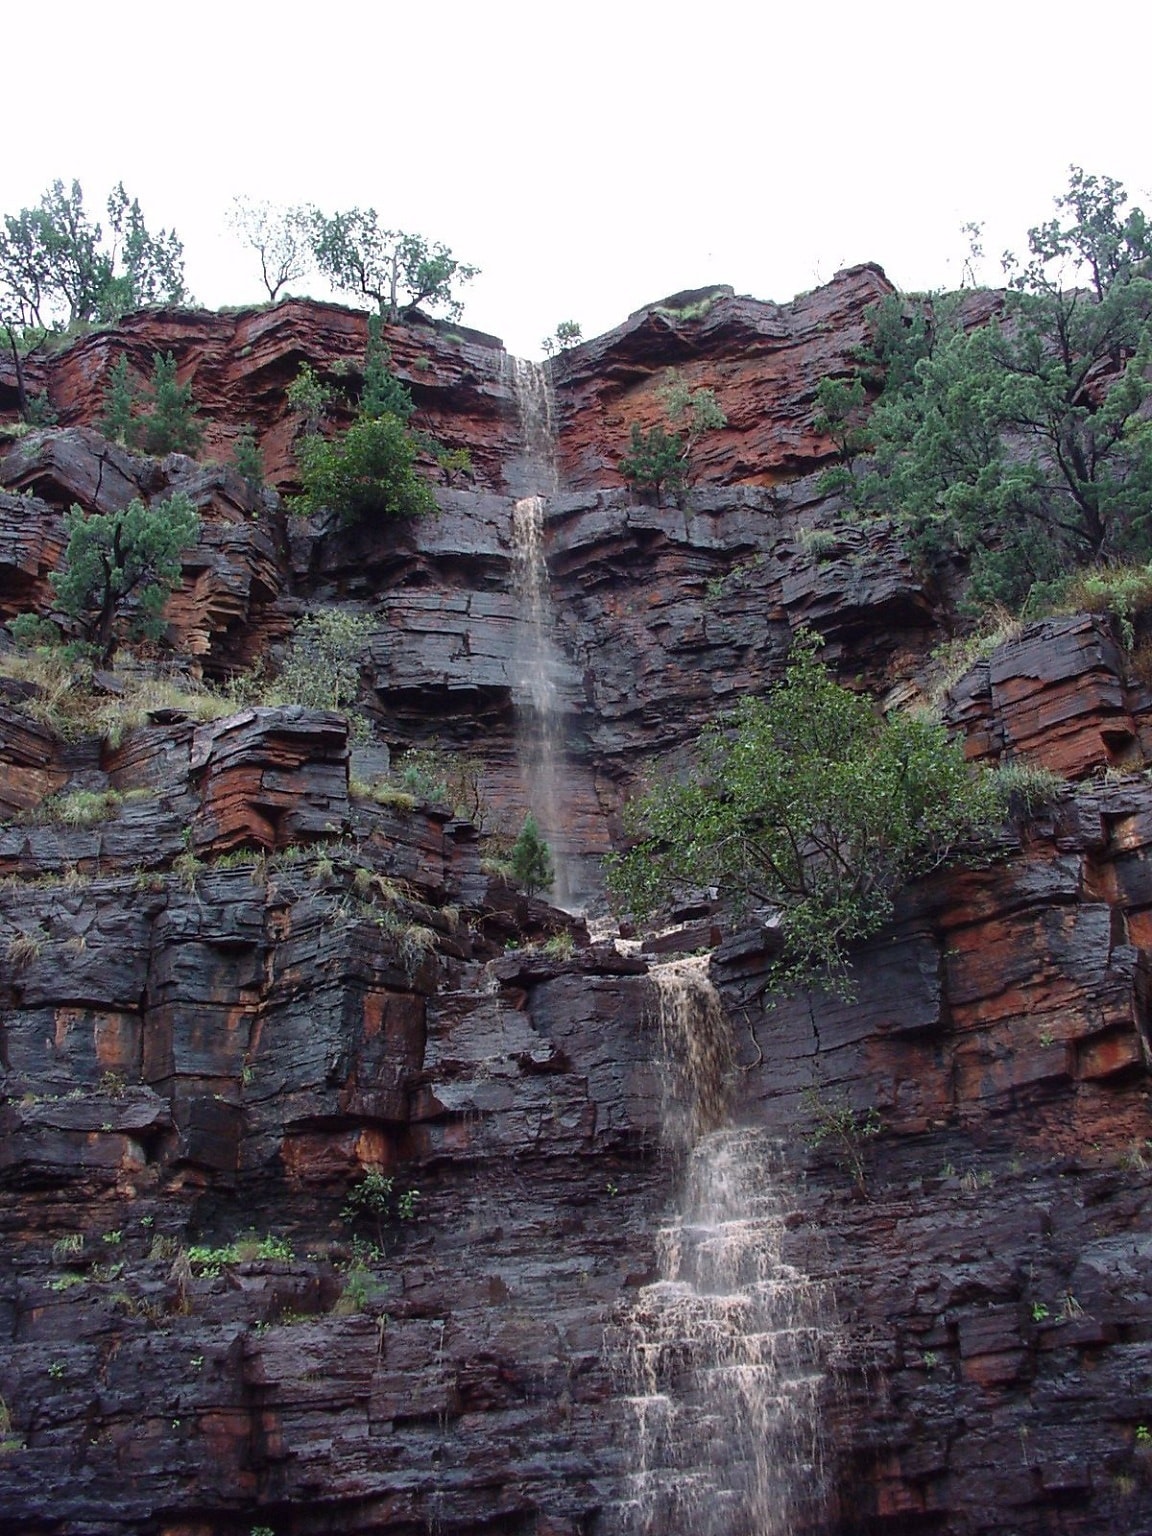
[0,282,1151,1534]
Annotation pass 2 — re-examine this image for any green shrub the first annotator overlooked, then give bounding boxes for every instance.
[618,422,686,503]
[510,813,554,896]
[607,631,1005,994]
[1026,562,1152,648]
[274,609,372,711]
[293,414,435,526]
[286,362,333,434]
[9,612,60,649]
[232,427,264,490]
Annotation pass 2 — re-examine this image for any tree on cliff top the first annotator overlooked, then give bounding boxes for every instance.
[227,197,316,303]
[863,167,1152,609]
[311,208,479,322]
[0,180,185,330]
[51,493,201,665]
[606,632,1004,995]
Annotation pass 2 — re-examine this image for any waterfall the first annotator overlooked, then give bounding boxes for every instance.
[507,358,576,909]
[506,356,558,499]
[611,958,831,1536]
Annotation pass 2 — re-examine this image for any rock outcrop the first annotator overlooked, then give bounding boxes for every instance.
[1,274,1151,1536]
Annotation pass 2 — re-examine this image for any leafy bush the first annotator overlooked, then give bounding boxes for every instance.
[274,609,372,711]
[342,1168,418,1246]
[286,362,334,434]
[293,414,435,525]
[607,632,1005,994]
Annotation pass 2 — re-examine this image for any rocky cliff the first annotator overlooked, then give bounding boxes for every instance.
[0,275,1150,1536]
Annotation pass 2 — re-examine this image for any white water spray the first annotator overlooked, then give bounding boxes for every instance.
[612,959,831,1536]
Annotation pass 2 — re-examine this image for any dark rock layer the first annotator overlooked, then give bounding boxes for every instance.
[0,277,1150,1535]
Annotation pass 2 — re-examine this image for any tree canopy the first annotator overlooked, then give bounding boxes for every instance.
[607,635,1003,993]
[859,167,1152,608]
[311,209,479,322]
[227,197,315,303]
[50,493,201,664]
[0,180,185,331]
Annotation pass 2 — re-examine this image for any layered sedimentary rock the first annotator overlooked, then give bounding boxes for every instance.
[1,274,1152,1536]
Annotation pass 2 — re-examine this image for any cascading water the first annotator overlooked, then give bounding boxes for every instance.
[611,957,831,1536]
[506,357,576,908]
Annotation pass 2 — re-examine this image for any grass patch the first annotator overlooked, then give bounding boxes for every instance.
[1026,562,1152,649]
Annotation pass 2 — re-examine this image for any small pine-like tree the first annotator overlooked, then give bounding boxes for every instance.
[510,814,555,896]
[99,355,137,444]
[138,352,202,456]
[232,426,264,490]
[361,313,415,422]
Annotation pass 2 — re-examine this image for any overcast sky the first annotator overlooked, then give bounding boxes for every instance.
[4,0,1147,357]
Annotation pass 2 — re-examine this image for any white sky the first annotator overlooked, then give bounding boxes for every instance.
[4,0,1148,358]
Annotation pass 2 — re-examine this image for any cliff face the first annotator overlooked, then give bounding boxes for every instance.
[1,277,1151,1536]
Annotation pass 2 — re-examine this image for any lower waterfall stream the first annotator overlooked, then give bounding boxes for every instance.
[611,958,832,1535]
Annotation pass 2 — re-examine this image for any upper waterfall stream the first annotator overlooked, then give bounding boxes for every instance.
[507,356,578,908]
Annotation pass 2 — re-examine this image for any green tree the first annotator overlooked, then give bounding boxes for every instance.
[137,352,202,456]
[50,493,201,664]
[286,363,334,435]
[99,355,138,445]
[227,196,315,302]
[435,445,474,485]
[232,427,264,490]
[361,313,415,421]
[618,422,686,504]
[275,609,372,710]
[99,184,186,320]
[866,168,1152,608]
[510,814,555,896]
[607,634,1003,994]
[293,413,436,525]
[542,320,583,356]
[0,179,185,330]
[813,375,870,475]
[311,208,479,321]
